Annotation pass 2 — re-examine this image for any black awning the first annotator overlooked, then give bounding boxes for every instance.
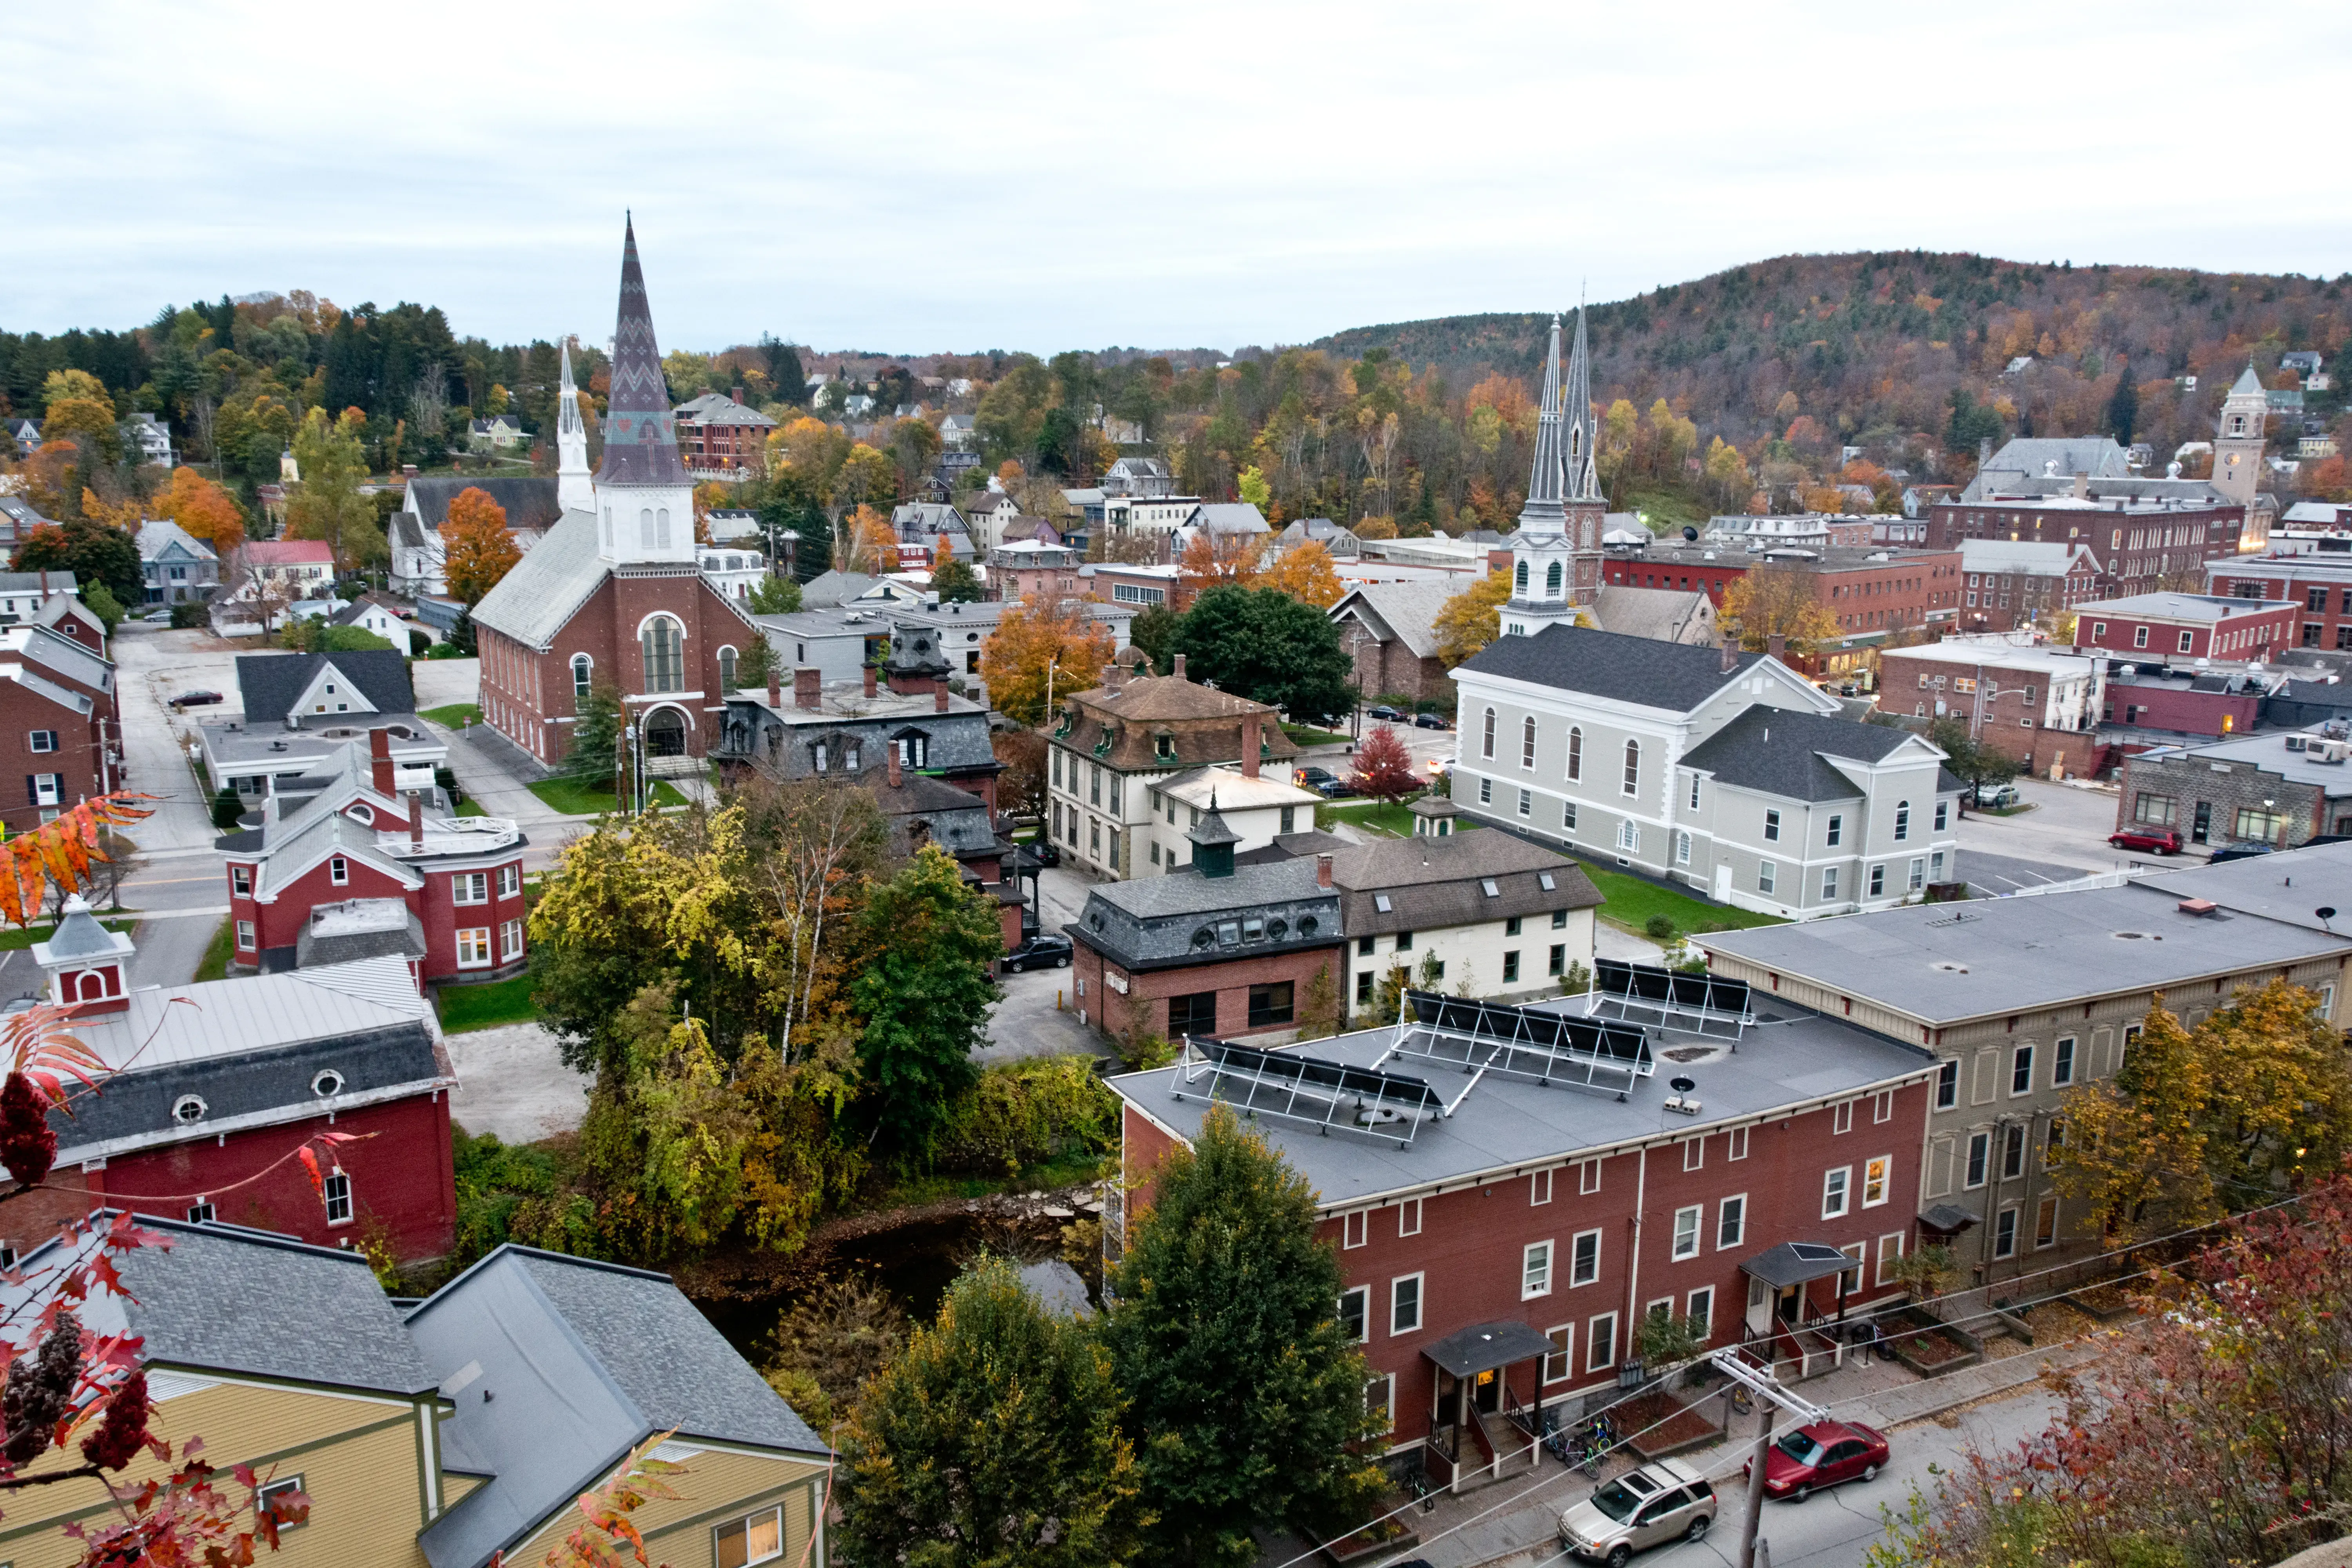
[1741,1241,1857,1289]
[1920,1203,1980,1234]
[1422,1320,1555,1379]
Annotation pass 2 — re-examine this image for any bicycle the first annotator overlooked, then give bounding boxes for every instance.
[1727,1383,1755,1418]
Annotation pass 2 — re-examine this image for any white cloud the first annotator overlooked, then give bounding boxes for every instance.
[5,0,2347,352]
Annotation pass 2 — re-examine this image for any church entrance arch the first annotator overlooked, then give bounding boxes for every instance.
[643,705,690,758]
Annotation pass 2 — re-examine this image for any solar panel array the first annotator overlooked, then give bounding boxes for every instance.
[1175,1036,1443,1146]
[1593,958,1753,1038]
[1387,988,1653,1096]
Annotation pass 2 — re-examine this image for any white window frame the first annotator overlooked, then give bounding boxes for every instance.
[235,919,255,951]
[1994,1207,2019,1258]
[1681,1135,1703,1172]
[1365,1372,1396,1433]
[1569,1227,1602,1287]
[328,855,348,887]
[1622,739,1640,797]
[2010,1043,2035,1097]
[453,871,489,905]
[1670,1204,1701,1261]
[1717,1193,1747,1250]
[456,926,493,969]
[500,918,526,960]
[1586,1310,1618,1372]
[323,1170,353,1226]
[1862,1154,1891,1207]
[1543,1323,1574,1384]
[713,1506,785,1568]
[1342,1210,1367,1249]
[497,864,522,897]
[1822,1164,1851,1218]
[1530,1168,1553,1206]
[1397,1196,1422,1237]
[1579,1158,1602,1195]
[1728,1125,1749,1161]
[1390,1272,1424,1336]
[1876,1231,1906,1286]
[1338,1285,1370,1343]
[1832,1099,1853,1135]
[1686,1286,1714,1340]
[2053,1034,2076,1087]
[1522,1240,1554,1299]
[1965,1130,1991,1189]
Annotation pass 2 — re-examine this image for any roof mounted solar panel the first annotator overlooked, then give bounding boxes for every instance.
[1172,1036,1443,1146]
[1593,958,1753,1040]
[1377,989,1653,1103]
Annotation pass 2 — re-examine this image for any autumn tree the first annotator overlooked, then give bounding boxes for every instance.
[284,407,383,573]
[1717,565,1840,654]
[13,519,143,606]
[1257,539,1342,608]
[2051,980,2352,1245]
[842,505,899,575]
[1433,570,1512,666]
[1177,529,1261,598]
[1349,724,1419,804]
[991,729,1046,817]
[979,597,1115,727]
[154,465,246,554]
[441,486,522,606]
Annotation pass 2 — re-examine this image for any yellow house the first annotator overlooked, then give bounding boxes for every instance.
[0,1218,831,1568]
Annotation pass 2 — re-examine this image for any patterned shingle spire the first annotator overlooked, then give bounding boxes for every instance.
[1517,316,1565,535]
[595,216,688,487]
[1563,303,1602,503]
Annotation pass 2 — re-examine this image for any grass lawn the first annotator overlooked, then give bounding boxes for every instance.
[193,916,236,982]
[1316,798,1484,838]
[421,703,483,730]
[526,776,690,815]
[1620,486,1709,535]
[1582,864,1784,940]
[437,974,540,1033]
[0,917,137,953]
[1283,723,1352,747]
[453,797,487,818]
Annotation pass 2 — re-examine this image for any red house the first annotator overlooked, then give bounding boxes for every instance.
[0,621,120,829]
[5,899,457,1265]
[2072,592,2298,662]
[1110,991,1936,1487]
[471,221,768,773]
[220,726,529,984]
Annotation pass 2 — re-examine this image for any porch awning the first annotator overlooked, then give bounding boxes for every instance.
[1741,1241,1856,1289]
[1422,1321,1555,1379]
[1920,1203,1980,1234]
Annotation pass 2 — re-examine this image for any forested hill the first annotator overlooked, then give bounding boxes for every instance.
[1314,252,2350,459]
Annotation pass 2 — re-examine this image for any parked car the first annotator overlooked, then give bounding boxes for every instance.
[1742,1419,1890,1503]
[1414,712,1450,730]
[1428,753,1456,777]
[1365,704,1404,722]
[2108,826,2182,855]
[168,690,223,710]
[1024,839,1061,867]
[1557,1457,1715,1564]
[2208,841,2276,865]
[1000,933,1073,973]
[1971,783,2020,809]
[1294,766,1357,798]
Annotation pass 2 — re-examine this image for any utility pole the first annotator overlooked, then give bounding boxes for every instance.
[1706,1348,1826,1568]
[1737,1393,1776,1568]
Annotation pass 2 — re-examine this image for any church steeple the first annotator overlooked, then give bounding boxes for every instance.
[1563,303,1602,503]
[556,340,592,514]
[1516,316,1566,536]
[592,216,696,565]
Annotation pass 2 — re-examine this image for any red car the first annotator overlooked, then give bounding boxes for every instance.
[2109,827,2182,855]
[1742,1419,1889,1502]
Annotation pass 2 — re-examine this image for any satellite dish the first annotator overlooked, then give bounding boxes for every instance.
[2319,907,2337,927]
[1670,1076,1697,1094]
[1681,526,1699,542]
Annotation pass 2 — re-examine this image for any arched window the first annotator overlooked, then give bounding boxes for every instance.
[717,646,739,692]
[1567,726,1583,781]
[657,507,672,549]
[1521,715,1536,769]
[1515,560,1530,592]
[572,653,592,700]
[602,508,613,551]
[1546,560,1563,596]
[1622,739,1640,798]
[1481,707,1497,759]
[1894,799,1911,841]
[641,615,684,693]
[639,508,656,550]
[644,707,687,757]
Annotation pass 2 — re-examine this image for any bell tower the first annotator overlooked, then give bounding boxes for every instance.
[2212,362,2267,508]
[592,216,697,567]
[1503,316,1580,637]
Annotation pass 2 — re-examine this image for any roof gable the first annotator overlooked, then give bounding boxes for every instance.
[1459,624,1790,715]
[238,650,415,724]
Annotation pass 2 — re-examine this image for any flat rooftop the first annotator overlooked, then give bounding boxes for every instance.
[308,897,410,938]
[2127,731,2352,794]
[1885,640,2096,675]
[1109,996,1934,1209]
[1699,878,2352,1027]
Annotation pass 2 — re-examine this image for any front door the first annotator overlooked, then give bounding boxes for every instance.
[2192,801,2212,844]
[1473,1368,1500,1414]
[1713,863,1733,900]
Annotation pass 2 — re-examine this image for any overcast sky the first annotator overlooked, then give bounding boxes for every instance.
[8,0,2348,358]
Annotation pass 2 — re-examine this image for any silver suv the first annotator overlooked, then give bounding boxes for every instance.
[1556,1457,1715,1566]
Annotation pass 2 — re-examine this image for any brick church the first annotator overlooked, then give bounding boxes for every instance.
[472,220,764,770]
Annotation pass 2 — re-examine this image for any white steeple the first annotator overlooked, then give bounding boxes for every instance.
[557,340,592,514]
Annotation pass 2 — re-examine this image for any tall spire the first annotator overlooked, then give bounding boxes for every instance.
[1516,316,1566,534]
[555,339,592,512]
[1563,303,1602,503]
[595,215,688,487]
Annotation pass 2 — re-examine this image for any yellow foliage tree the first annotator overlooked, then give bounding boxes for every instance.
[979,598,1115,728]
[441,486,522,606]
[154,465,247,554]
[1352,515,1399,541]
[1177,530,1260,599]
[843,505,899,575]
[1717,566,1839,655]
[285,407,381,572]
[1433,570,1512,667]
[835,444,897,510]
[1257,540,1342,608]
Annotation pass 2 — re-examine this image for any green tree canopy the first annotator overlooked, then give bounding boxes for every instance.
[837,1256,1148,1568]
[12,518,142,604]
[1924,715,2020,793]
[747,573,802,614]
[932,556,983,603]
[846,846,1002,1157]
[1102,1107,1384,1564]
[1173,586,1356,725]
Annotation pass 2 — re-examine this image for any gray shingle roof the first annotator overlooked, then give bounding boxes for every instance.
[1332,581,1457,661]
[1457,624,1761,711]
[1071,859,1341,969]
[238,650,414,724]
[1681,706,1926,803]
[469,508,609,650]
[403,477,565,532]
[1329,832,1601,935]
[410,1247,826,1568]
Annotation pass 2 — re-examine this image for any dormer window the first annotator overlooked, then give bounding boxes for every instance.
[1154,730,1176,760]
[329,856,349,886]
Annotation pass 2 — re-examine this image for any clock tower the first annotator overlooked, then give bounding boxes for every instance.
[2212,362,2267,509]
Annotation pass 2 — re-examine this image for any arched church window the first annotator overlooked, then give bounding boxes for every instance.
[717,646,739,691]
[1481,707,1497,759]
[640,508,657,550]
[573,653,593,700]
[657,508,672,549]
[1546,561,1563,595]
[1515,560,1529,592]
[1567,726,1583,781]
[641,616,684,693]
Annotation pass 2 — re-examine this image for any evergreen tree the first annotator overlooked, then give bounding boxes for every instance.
[1102,1108,1385,1564]
[1128,603,1181,675]
[837,1256,1148,1568]
[1173,586,1355,725]
[735,634,779,694]
[2107,374,2140,445]
[847,846,1002,1157]
[566,676,624,788]
[932,557,983,603]
[211,786,245,831]
[447,604,477,657]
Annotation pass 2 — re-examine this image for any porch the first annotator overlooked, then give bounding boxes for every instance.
[1417,1320,1551,1495]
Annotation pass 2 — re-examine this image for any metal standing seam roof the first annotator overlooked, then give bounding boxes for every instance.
[0,664,91,715]
[468,508,610,650]
[30,955,432,1074]
[4,623,113,691]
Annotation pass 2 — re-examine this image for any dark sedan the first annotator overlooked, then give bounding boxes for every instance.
[1743,1419,1889,1503]
[169,690,224,709]
[1001,933,1074,973]
[1294,766,1357,799]
[1413,713,1450,730]
[1366,705,1404,722]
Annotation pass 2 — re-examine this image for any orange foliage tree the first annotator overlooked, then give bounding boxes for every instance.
[844,505,900,575]
[979,598,1115,727]
[1257,540,1342,608]
[1177,530,1261,600]
[441,486,522,607]
[154,466,246,554]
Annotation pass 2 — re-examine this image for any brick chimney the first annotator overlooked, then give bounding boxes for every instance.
[887,744,903,788]
[407,789,424,846]
[1173,653,1187,681]
[731,386,745,405]
[862,663,877,698]
[1316,852,1333,889]
[794,667,821,710]
[1241,714,1261,779]
[1104,662,1125,692]
[1768,632,1786,661]
[1719,632,1738,673]
[368,727,395,797]
[767,668,782,708]
[935,684,949,713]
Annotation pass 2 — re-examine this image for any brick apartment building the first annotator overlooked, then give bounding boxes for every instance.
[1877,639,2105,778]
[1597,542,1962,675]
[0,622,118,830]
[673,390,777,473]
[1924,496,2246,596]
[2073,592,2299,662]
[2207,547,2352,653]
[1955,540,2103,633]
[1111,992,1937,1470]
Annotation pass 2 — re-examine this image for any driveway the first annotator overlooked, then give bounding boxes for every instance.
[107,621,242,855]
[981,863,1108,1066]
[1953,775,2124,876]
[444,1022,592,1142]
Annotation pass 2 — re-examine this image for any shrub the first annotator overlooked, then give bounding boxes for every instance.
[1557,960,1592,997]
[168,601,208,629]
[1118,1027,1177,1073]
[409,629,432,655]
[929,1056,1119,1176]
[1643,913,1676,940]
[210,786,244,830]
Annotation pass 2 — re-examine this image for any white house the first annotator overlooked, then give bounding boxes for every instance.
[698,547,769,602]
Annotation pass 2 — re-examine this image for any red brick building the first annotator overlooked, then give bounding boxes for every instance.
[675,390,778,474]
[471,221,767,772]
[2072,592,2298,661]
[0,622,119,829]
[219,727,529,983]
[8,901,457,1265]
[1599,542,1962,676]
[1876,640,2108,777]
[1110,992,1936,1475]
[1954,540,2103,633]
[1924,497,2245,596]
[2205,549,2352,653]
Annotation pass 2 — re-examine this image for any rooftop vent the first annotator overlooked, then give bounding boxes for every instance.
[2177,898,2220,917]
